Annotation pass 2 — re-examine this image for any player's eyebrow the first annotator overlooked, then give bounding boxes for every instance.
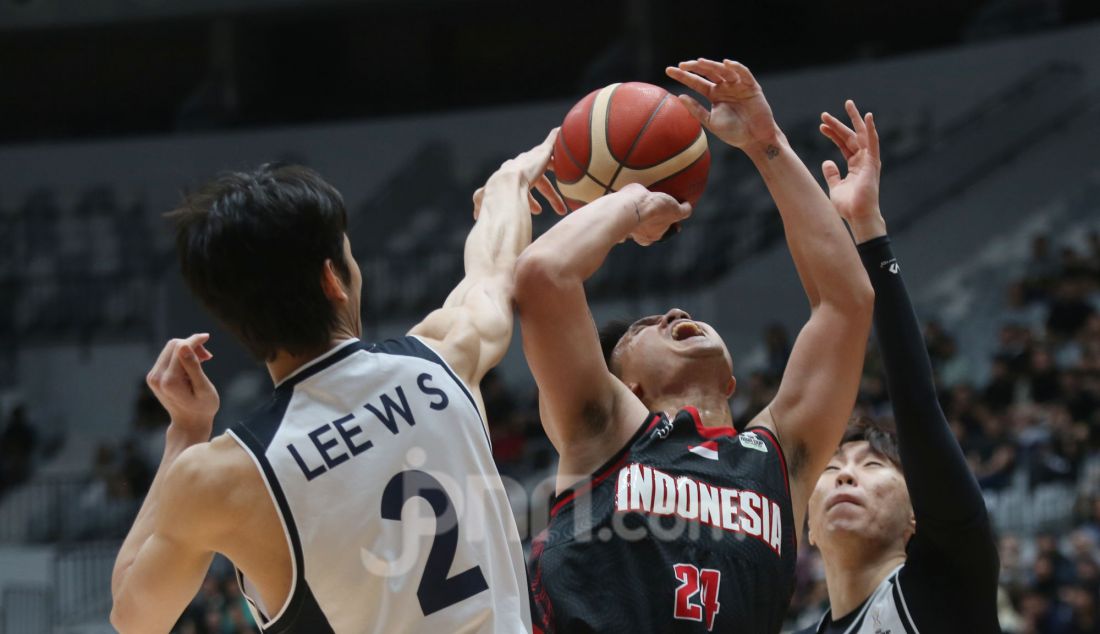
[626,315,661,336]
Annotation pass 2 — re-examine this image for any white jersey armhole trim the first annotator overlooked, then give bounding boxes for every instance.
[408,334,490,432]
[226,427,299,628]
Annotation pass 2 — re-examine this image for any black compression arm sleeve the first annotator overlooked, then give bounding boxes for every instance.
[857,237,996,564]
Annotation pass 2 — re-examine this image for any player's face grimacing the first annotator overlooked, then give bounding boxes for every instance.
[806,440,915,553]
[611,308,735,401]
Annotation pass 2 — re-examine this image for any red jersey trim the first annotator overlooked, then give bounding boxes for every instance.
[686,406,737,438]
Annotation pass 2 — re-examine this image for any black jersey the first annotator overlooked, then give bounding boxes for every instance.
[529,407,797,634]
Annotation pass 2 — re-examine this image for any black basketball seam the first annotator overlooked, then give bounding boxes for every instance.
[556,119,589,185]
[606,91,670,193]
[626,126,707,171]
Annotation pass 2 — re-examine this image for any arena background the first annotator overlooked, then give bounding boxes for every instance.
[1,1,1099,632]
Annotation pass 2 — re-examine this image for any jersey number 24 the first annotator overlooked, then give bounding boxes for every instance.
[673,563,721,631]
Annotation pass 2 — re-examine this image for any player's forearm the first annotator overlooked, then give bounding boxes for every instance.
[111,424,206,597]
[463,172,533,279]
[859,236,988,526]
[745,133,871,310]
[515,188,640,286]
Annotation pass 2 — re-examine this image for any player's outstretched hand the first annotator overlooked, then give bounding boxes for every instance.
[146,333,219,440]
[665,58,779,151]
[819,99,886,242]
[619,183,693,246]
[473,127,567,219]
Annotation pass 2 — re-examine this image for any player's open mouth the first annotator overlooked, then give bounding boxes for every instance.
[672,321,705,341]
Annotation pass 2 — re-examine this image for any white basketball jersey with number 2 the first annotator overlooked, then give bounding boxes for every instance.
[226,337,530,633]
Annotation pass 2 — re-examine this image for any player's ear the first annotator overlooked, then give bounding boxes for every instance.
[628,381,645,401]
[321,258,349,304]
[725,376,736,398]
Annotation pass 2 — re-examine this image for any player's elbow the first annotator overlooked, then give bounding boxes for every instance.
[110,597,143,634]
[514,250,565,306]
[838,276,874,322]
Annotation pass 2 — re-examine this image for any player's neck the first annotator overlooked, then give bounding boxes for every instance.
[266,332,359,386]
[820,545,907,620]
[647,389,732,429]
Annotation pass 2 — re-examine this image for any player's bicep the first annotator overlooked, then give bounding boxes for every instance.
[760,305,869,482]
[516,269,640,449]
[111,529,214,633]
[408,274,513,386]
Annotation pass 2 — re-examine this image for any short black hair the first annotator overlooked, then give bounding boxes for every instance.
[599,319,632,375]
[168,164,351,361]
[840,416,901,468]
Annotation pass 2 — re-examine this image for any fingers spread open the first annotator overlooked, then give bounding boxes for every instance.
[722,59,756,85]
[865,113,881,161]
[534,175,567,215]
[821,160,842,189]
[821,112,859,154]
[519,127,560,183]
[676,94,711,127]
[666,66,714,95]
[845,100,867,138]
[678,59,734,86]
[819,123,855,161]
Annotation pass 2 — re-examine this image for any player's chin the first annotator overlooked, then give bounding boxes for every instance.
[673,338,724,357]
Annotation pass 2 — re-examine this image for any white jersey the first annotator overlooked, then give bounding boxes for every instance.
[808,565,919,634]
[227,337,530,634]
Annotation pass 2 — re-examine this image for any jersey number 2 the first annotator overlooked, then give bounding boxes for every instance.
[381,470,489,615]
[673,563,721,631]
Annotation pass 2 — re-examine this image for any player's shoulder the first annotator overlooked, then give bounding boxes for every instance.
[159,436,259,538]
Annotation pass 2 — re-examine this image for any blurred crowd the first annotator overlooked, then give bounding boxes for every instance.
[2,230,1096,633]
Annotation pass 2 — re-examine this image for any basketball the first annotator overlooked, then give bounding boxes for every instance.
[553,82,710,212]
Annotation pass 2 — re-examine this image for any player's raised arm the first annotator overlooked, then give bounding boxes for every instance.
[409,130,565,409]
[111,335,228,633]
[667,59,873,520]
[514,185,691,480]
[819,103,998,577]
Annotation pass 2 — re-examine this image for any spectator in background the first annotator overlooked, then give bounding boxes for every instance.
[1029,347,1063,403]
[1047,277,1097,342]
[985,357,1018,412]
[936,334,973,388]
[1060,246,1093,282]
[1023,234,1058,302]
[975,414,1018,490]
[130,379,170,468]
[1003,281,1048,333]
[996,323,1036,377]
[0,404,36,495]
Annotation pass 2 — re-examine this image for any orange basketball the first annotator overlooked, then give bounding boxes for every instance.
[553,82,710,212]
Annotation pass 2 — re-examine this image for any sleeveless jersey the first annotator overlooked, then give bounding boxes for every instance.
[226,337,530,633]
[801,566,917,634]
[528,407,797,634]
